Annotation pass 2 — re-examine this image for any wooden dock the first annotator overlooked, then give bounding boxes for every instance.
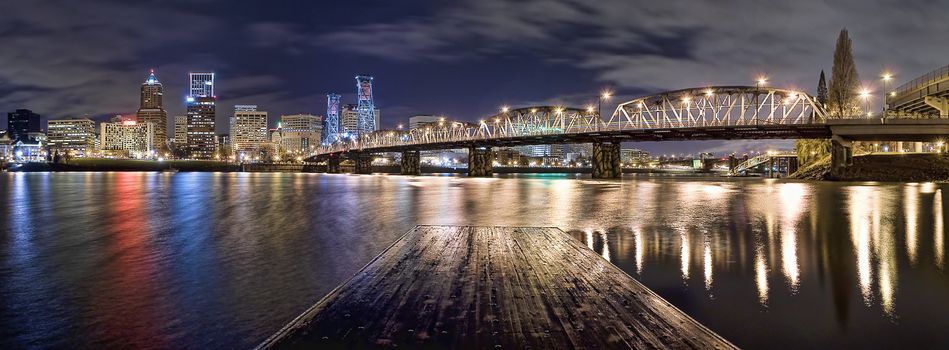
[259,226,737,349]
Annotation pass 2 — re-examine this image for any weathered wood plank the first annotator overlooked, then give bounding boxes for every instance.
[259,225,737,349]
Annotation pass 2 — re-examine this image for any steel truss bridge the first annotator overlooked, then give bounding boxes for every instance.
[314,86,828,156]
[311,82,949,178]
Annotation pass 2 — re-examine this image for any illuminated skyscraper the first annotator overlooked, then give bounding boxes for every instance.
[230,105,268,156]
[187,72,216,159]
[136,69,168,151]
[6,109,41,142]
[174,115,187,147]
[355,75,375,137]
[46,117,96,156]
[324,94,341,144]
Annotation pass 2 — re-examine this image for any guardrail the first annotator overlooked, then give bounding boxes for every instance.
[893,64,949,97]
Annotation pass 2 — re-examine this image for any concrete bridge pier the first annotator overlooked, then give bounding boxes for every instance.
[830,137,853,178]
[354,152,373,174]
[401,150,420,175]
[327,154,341,173]
[592,142,621,179]
[467,147,493,177]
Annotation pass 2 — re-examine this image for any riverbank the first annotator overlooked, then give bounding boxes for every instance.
[791,153,949,181]
[10,158,238,172]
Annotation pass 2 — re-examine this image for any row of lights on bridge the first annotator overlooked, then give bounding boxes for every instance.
[393,72,897,131]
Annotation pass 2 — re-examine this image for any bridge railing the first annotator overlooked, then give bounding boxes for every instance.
[892,64,949,97]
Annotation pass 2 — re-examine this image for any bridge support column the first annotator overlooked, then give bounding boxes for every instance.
[925,96,949,117]
[467,147,493,177]
[327,154,341,173]
[354,152,373,174]
[592,142,621,179]
[830,137,853,179]
[401,150,420,175]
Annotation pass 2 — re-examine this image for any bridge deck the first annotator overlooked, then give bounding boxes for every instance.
[258,225,736,349]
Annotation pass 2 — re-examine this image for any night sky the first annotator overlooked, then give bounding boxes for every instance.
[2,0,947,154]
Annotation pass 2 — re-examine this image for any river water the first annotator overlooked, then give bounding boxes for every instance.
[0,172,947,349]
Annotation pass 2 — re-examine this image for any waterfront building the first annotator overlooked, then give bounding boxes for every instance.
[136,69,168,151]
[173,115,187,148]
[230,105,268,156]
[620,148,650,166]
[409,115,440,130]
[12,139,46,162]
[272,114,322,153]
[216,133,231,159]
[0,132,12,162]
[46,117,97,156]
[514,144,564,158]
[99,118,155,158]
[340,104,380,138]
[186,72,216,159]
[6,109,41,142]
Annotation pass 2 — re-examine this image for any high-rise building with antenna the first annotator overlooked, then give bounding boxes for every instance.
[186,72,216,159]
[136,69,167,152]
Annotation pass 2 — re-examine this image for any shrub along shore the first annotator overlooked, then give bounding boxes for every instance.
[791,153,949,182]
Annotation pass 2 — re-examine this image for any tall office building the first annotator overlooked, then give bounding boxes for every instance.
[6,109,41,142]
[272,114,322,152]
[409,115,441,130]
[186,72,216,159]
[100,118,155,157]
[173,116,188,147]
[136,69,168,151]
[230,105,268,156]
[46,117,97,156]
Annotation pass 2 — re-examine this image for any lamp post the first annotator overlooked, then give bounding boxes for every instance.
[755,77,767,119]
[598,90,612,131]
[881,72,893,116]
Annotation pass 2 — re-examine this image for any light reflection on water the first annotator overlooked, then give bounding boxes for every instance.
[0,172,947,349]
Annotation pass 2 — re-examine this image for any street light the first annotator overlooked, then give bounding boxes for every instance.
[881,72,893,115]
[755,76,768,89]
[598,89,612,131]
[859,88,871,117]
[501,106,510,113]
[754,77,767,118]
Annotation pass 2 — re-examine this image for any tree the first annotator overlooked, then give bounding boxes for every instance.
[827,28,861,118]
[817,70,828,107]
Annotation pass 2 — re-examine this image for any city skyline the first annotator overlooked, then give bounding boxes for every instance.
[2,0,948,155]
